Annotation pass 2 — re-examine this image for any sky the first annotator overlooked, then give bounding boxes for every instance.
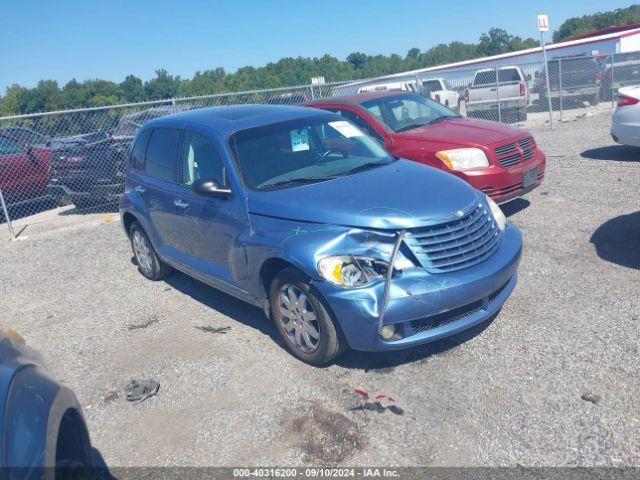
[0,0,634,92]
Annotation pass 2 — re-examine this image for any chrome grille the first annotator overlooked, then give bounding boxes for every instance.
[494,137,535,168]
[500,154,520,167]
[522,148,534,160]
[494,143,516,156]
[404,203,501,273]
[519,137,534,149]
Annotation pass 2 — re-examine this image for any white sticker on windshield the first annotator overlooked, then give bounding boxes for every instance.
[290,129,310,152]
[328,120,364,138]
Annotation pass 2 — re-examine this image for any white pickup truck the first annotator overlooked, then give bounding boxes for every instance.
[420,78,460,112]
[357,78,460,111]
[464,66,529,122]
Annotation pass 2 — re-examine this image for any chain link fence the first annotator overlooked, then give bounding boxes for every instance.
[0,53,632,234]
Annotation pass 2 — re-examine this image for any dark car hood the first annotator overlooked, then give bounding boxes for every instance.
[247,159,481,229]
[396,117,524,146]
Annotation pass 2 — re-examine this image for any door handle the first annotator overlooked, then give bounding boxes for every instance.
[174,199,189,208]
[134,185,146,194]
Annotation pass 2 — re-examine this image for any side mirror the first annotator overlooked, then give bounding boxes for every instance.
[191,177,232,199]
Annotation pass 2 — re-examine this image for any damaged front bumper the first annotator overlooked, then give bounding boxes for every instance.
[312,224,522,351]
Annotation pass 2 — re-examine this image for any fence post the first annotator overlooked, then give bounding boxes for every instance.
[558,57,563,121]
[540,31,554,129]
[0,188,16,240]
[610,54,615,107]
[495,66,502,123]
[309,84,315,100]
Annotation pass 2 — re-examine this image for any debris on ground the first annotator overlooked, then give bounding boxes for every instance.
[126,379,160,405]
[127,315,160,330]
[581,392,600,404]
[195,325,231,334]
[349,389,404,415]
[103,390,119,404]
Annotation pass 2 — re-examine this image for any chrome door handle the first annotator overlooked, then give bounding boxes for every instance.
[174,199,189,208]
[134,185,146,194]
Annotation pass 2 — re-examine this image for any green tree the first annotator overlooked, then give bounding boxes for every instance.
[0,84,30,116]
[347,52,369,70]
[477,28,537,57]
[120,75,145,103]
[554,4,640,42]
[144,69,181,100]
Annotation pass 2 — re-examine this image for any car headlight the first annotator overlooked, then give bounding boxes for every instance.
[435,148,489,170]
[486,196,506,232]
[317,255,413,288]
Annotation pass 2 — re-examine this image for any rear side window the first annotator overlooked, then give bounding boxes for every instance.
[144,128,180,182]
[422,80,442,93]
[131,129,151,171]
[474,69,521,85]
[498,69,521,83]
[181,131,226,186]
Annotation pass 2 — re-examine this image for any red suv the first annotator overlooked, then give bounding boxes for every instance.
[306,91,545,203]
[0,131,51,204]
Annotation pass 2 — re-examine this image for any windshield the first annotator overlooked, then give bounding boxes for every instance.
[361,93,459,133]
[229,114,393,190]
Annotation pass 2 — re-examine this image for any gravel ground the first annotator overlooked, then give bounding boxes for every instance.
[1,111,639,467]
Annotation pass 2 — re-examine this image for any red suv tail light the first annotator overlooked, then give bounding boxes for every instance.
[435,93,441,103]
[595,71,601,84]
[519,82,526,96]
[617,94,639,107]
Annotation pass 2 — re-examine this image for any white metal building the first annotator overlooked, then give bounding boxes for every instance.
[336,24,640,93]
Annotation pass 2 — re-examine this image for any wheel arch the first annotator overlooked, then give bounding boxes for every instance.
[122,211,139,238]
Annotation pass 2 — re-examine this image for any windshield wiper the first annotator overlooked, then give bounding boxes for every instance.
[340,160,394,176]
[257,177,334,191]
[428,115,459,125]
[395,123,426,133]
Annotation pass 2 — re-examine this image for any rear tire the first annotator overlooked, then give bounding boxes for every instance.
[588,94,599,106]
[270,268,346,365]
[129,221,171,280]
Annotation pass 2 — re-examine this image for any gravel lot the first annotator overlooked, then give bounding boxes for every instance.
[1,111,639,468]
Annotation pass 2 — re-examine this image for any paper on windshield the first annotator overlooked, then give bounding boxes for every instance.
[329,120,364,138]
[290,129,310,152]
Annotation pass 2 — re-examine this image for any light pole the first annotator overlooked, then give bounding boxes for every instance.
[538,14,554,129]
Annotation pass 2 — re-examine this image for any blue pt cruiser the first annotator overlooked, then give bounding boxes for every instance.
[120,105,522,364]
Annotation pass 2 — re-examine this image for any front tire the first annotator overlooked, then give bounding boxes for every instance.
[270,268,345,365]
[129,221,171,280]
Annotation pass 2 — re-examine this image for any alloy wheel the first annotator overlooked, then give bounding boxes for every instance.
[277,284,321,353]
[132,230,153,274]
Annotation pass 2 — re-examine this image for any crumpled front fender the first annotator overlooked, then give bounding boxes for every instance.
[244,214,408,298]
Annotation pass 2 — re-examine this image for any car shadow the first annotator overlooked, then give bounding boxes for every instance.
[90,447,116,479]
[162,269,281,343]
[590,211,640,270]
[581,145,640,162]
[335,312,498,372]
[501,198,530,217]
[145,261,500,370]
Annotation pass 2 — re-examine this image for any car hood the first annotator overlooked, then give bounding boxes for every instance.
[396,116,524,146]
[247,159,481,229]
